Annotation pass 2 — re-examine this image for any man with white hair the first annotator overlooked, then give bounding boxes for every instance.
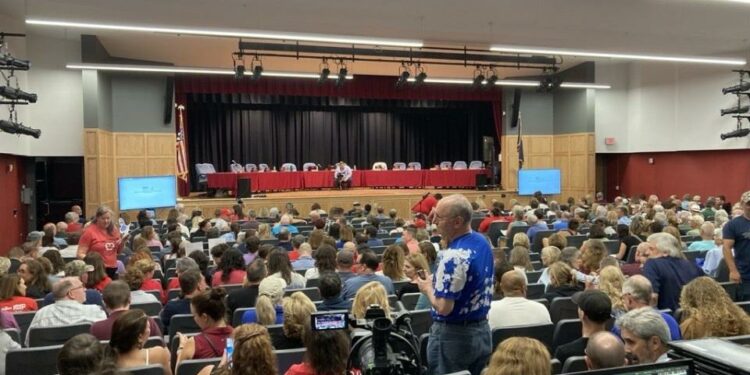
[723,190,750,301]
[525,210,548,243]
[616,275,681,340]
[642,233,704,310]
[616,307,672,364]
[687,222,716,251]
[64,211,82,233]
[272,214,299,235]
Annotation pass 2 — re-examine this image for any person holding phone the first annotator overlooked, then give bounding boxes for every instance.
[417,194,494,375]
[78,206,129,279]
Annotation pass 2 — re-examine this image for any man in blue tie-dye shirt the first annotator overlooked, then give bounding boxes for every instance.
[418,194,494,375]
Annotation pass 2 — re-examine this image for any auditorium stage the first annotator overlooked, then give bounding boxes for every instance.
[178,188,519,218]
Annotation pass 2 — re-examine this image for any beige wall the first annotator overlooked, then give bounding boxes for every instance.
[501,132,595,202]
[84,129,176,217]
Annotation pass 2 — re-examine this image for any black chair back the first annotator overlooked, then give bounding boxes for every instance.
[716,259,730,282]
[28,322,92,347]
[566,235,587,249]
[720,281,739,301]
[562,356,587,373]
[275,347,306,375]
[603,240,620,255]
[168,314,200,341]
[176,358,221,375]
[132,302,163,316]
[531,230,556,252]
[552,318,582,353]
[6,345,63,374]
[13,311,35,344]
[233,307,254,327]
[491,323,554,351]
[409,309,433,337]
[470,217,484,231]
[527,283,546,299]
[4,328,20,345]
[305,278,321,288]
[401,293,422,311]
[284,287,322,301]
[737,301,750,314]
[126,365,165,375]
[550,297,578,324]
[550,358,562,375]
[527,270,543,284]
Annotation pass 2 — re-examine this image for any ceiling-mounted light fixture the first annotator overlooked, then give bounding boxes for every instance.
[472,66,485,88]
[414,64,427,85]
[490,44,746,66]
[232,54,245,79]
[26,19,424,48]
[395,63,410,87]
[250,55,263,80]
[485,68,499,87]
[319,60,331,83]
[335,60,348,87]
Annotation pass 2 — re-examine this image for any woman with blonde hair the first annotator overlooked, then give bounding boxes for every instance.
[376,245,409,282]
[274,292,317,349]
[597,266,626,317]
[538,246,561,287]
[197,324,277,375]
[243,277,286,325]
[680,276,750,339]
[257,223,274,240]
[512,232,530,250]
[543,262,581,302]
[352,281,391,320]
[509,246,533,272]
[486,337,550,375]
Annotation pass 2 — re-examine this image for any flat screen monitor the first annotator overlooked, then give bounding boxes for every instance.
[118,175,176,211]
[564,358,695,375]
[518,168,561,195]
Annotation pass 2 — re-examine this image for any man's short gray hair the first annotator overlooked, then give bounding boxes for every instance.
[442,194,472,225]
[52,277,78,300]
[526,212,538,224]
[622,275,652,304]
[175,257,199,273]
[64,212,77,223]
[647,232,681,257]
[615,307,670,345]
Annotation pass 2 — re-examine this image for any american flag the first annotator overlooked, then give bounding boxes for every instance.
[517,114,524,170]
[176,105,188,182]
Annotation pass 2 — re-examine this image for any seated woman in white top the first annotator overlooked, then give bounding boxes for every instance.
[304,244,338,280]
[108,309,171,374]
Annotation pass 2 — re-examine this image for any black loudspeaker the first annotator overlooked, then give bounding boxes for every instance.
[482,136,495,163]
[164,77,174,124]
[475,174,488,188]
[510,88,522,128]
[237,178,252,198]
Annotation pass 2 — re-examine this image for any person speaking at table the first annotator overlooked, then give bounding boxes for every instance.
[333,161,352,190]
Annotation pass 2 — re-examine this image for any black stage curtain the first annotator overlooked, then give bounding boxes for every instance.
[186,94,496,190]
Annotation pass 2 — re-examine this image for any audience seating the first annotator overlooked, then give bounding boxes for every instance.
[737,301,750,315]
[531,298,550,311]
[550,358,562,375]
[487,222,507,247]
[566,235,587,249]
[132,301,163,317]
[393,281,410,293]
[550,297,578,324]
[531,230,555,252]
[305,278,321,288]
[552,319,582,353]
[222,283,244,294]
[284,287,322,301]
[452,161,467,170]
[527,270,543,284]
[531,261,543,271]
[401,293,422,311]
[505,226,529,244]
[720,281,739,301]
[176,358,221,375]
[445,371,471,375]
[170,333,199,373]
[562,356,588,373]
[717,259,730,282]
[28,323,92,347]
[168,314,201,341]
[409,309,433,337]
[526,283,546,300]
[14,311,36,343]
[491,323,554,351]
[275,347,306,375]
[626,245,638,263]
[233,308,254,327]
[468,161,484,169]
[603,240,620,254]
[4,328,20,345]
[6,344,63,374]
[127,365,165,375]
[167,288,182,301]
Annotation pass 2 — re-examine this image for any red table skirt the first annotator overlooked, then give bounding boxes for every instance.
[207,169,486,192]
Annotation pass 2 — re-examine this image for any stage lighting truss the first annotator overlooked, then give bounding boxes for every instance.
[0,32,41,139]
[319,59,331,83]
[720,70,750,141]
[250,55,263,80]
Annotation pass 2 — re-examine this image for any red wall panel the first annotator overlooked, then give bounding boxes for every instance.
[604,149,750,204]
[0,154,27,254]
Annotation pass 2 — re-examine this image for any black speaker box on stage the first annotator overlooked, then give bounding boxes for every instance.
[237,178,252,198]
[475,174,488,188]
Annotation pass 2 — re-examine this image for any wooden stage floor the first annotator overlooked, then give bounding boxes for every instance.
[179,188,517,217]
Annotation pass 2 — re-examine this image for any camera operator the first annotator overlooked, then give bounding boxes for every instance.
[333,161,353,190]
[417,194,494,375]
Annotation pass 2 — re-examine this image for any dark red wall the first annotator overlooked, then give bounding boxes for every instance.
[0,154,27,254]
[603,149,750,204]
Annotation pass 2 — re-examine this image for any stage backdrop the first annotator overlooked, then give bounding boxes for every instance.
[176,75,502,194]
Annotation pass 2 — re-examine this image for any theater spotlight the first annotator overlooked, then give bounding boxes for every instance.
[472,66,485,88]
[0,119,41,138]
[486,68,499,87]
[252,64,263,80]
[414,65,427,85]
[720,127,750,140]
[336,61,348,87]
[234,64,245,79]
[722,80,750,95]
[720,103,749,116]
[539,75,562,92]
[0,86,37,103]
[0,53,30,70]
[395,63,410,87]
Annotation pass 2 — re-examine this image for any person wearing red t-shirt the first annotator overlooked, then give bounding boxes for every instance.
[478,207,511,233]
[78,206,129,279]
[211,250,247,287]
[284,328,350,375]
[84,252,113,292]
[411,192,438,216]
[175,288,233,363]
[132,259,167,304]
[0,274,38,312]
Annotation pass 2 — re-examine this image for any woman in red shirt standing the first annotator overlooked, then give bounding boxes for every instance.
[78,206,129,279]
[0,274,38,312]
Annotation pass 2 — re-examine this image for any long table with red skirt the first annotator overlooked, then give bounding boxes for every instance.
[206,169,487,192]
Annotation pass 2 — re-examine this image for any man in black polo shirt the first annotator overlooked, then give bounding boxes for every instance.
[225,259,266,318]
[554,290,612,365]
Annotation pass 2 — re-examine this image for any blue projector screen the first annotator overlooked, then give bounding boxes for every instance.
[518,169,561,195]
[118,175,177,211]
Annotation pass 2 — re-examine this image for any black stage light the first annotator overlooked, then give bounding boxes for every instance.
[0,53,30,70]
[0,86,37,103]
[234,64,245,79]
[720,103,749,116]
[473,73,485,87]
[722,81,750,95]
[720,127,750,140]
[336,67,348,86]
[414,71,427,85]
[319,67,330,83]
[0,119,41,138]
[486,71,499,86]
[396,70,410,87]
[252,65,263,80]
